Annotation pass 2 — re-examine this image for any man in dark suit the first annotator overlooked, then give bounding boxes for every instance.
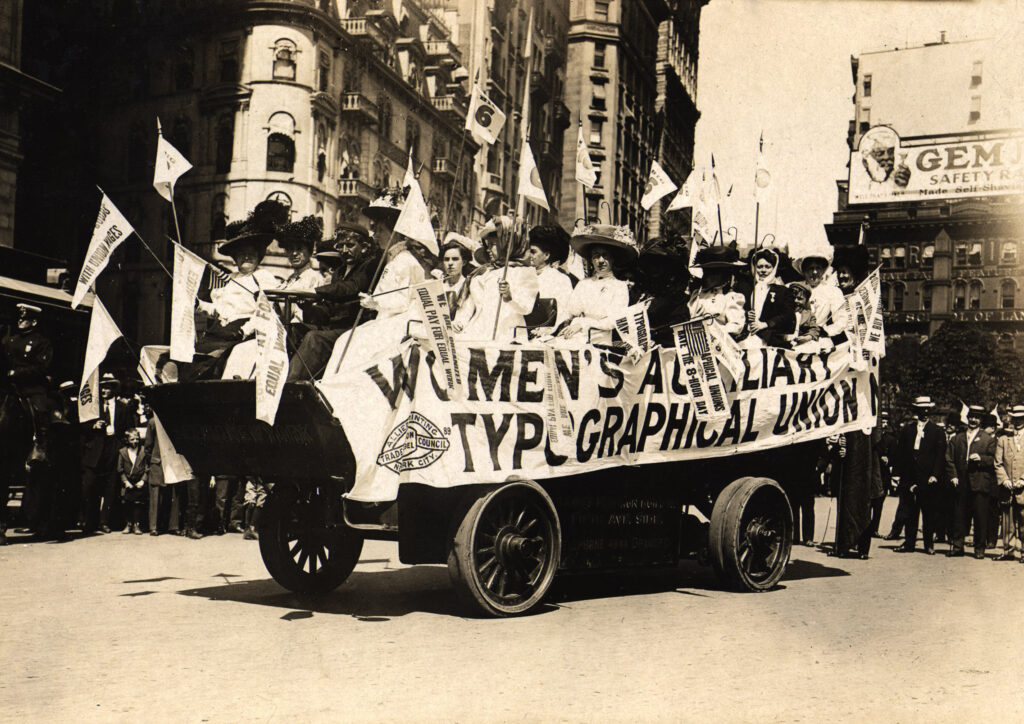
[946,404,998,558]
[893,395,947,553]
[78,374,132,533]
[287,224,381,381]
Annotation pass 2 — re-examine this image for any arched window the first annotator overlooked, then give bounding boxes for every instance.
[891,283,904,312]
[171,117,191,160]
[922,284,933,311]
[266,191,292,212]
[273,39,297,81]
[372,158,383,187]
[880,247,892,269]
[405,119,420,162]
[953,281,966,311]
[1001,279,1016,309]
[969,280,982,310]
[880,283,890,311]
[893,246,906,270]
[210,193,228,241]
[316,124,328,182]
[316,201,324,221]
[267,134,295,172]
[215,114,234,175]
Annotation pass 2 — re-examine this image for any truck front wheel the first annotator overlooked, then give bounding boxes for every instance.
[709,476,792,592]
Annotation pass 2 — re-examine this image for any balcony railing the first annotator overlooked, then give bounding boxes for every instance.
[432,158,456,179]
[337,178,375,201]
[340,92,378,125]
[431,94,467,120]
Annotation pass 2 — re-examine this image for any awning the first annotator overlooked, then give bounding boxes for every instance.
[0,274,93,312]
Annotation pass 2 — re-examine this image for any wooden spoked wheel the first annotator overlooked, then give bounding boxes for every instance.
[709,477,793,592]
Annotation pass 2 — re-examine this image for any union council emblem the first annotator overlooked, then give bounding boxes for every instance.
[376,412,450,473]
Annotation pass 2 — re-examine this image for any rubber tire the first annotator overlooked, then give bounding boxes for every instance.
[259,484,363,595]
[447,481,561,617]
[709,476,793,592]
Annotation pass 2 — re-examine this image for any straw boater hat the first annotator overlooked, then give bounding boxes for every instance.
[277,215,323,251]
[570,224,640,268]
[528,225,570,265]
[966,404,986,417]
[1009,405,1024,419]
[218,200,290,260]
[911,395,936,409]
[99,373,120,391]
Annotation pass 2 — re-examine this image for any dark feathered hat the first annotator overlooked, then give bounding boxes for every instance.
[528,225,570,265]
[278,215,323,250]
[218,200,290,259]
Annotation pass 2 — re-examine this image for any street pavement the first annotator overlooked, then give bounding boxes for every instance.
[1,496,1022,723]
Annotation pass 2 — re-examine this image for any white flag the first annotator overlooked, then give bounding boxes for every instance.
[690,170,716,245]
[253,292,289,426]
[73,193,135,309]
[170,243,208,363]
[667,168,698,211]
[574,122,597,188]
[394,156,438,256]
[153,118,192,203]
[78,296,123,422]
[640,160,677,210]
[518,140,549,210]
[465,84,506,146]
[151,412,194,485]
[754,149,772,203]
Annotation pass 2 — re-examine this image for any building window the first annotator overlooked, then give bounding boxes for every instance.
[1001,241,1018,265]
[880,283,890,310]
[210,193,228,241]
[592,82,607,111]
[968,242,982,265]
[953,281,966,310]
[970,95,981,123]
[594,42,606,68]
[594,1,610,20]
[379,97,393,143]
[972,60,983,86]
[319,51,331,92]
[590,119,603,145]
[267,134,295,172]
[955,242,968,266]
[1001,280,1016,309]
[862,73,871,97]
[921,243,935,269]
[219,41,238,83]
[880,247,892,268]
[893,246,906,270]
[859,107,870,134]
[215,114,234,175]
[273,40,297,81]
[316,124,328,182]
[405,119,420,162]
[892,283,904,312]
[266,191,292,211]
[922,285,933,312]
[969,281,982,310]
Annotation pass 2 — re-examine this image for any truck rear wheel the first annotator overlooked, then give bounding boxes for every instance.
[259,484,363,595]
[709,476,792,592]
[447,481,561,617]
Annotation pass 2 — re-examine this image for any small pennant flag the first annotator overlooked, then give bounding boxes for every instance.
[668,168,697,211]
[153,118,193,203]
[640,160,677,210]
[170,243,208,363]
[754,134,771,202]
[575,121,597,188]
[518,139,549,210]
[73,192,135,309]
[78,296,124,423]
[394,154,439,255]
[465,83,506,146]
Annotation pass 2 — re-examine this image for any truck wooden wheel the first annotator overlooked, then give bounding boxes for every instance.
[709,477,792,592]
[447,481,561,617]
[259,485,363,595]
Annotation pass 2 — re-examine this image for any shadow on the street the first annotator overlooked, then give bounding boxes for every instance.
[176,566,472,620]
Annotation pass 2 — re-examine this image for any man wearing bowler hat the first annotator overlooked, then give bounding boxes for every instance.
[945,403,997,558]
[994,404,1024,561]
[893,395,947,553]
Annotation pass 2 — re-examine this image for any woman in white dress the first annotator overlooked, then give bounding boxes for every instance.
[454,217,539,342]
[687,245,746,338]
[439,239,474,319]
[558,224,638,345]
[793,249,848,352]
[524,225,575,334]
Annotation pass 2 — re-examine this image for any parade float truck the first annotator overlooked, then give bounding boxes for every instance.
[149,326,878,617]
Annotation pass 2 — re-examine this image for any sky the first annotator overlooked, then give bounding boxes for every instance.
[693,0,1022,259]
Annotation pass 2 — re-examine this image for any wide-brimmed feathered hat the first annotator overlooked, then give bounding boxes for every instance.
[692,244,744,270]
[218,200,290,260]
[570,224,639,268]
[364,187,405,222]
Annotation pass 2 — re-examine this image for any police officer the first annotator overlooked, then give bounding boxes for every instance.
[2,303,55,441]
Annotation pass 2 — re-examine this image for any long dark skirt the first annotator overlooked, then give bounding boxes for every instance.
[835,430,877,555]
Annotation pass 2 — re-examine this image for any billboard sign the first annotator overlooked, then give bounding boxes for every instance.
[848,126,1024,204]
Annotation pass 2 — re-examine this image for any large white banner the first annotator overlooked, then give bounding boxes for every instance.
[319,340,879,503]
[170,243,207,362]
[849,126,1024,204]
[78,296,123,422]
[73,193,135,309]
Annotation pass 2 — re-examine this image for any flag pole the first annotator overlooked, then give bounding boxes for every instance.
[754,133,763,247]
[156,119,185,246]
[97,185,173,281]
[711,156,725,246]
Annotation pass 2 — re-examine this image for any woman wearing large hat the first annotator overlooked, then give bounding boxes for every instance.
[687,244,746,338]
[524,225,574,332]
[557,224,637,344]
[793,245,848,351]
[740,246,796,349]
